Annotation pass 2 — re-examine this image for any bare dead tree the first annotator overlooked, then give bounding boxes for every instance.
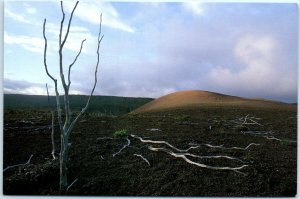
[43,1,103,193]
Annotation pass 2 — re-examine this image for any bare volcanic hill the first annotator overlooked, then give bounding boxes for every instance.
[131,90,295,114]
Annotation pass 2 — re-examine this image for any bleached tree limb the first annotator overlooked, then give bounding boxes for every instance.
[130,134,200,153]
[233,115,263,127]
[97,137,119,140]
[66,14,103,137]
[189,143,260,150]
[131,134,259,152]
[46,83,56,160]
[134,154,151,166]
[66,178,78,193]
[146,128,162,132]
[264,136,296,143]
[148,147,248,175]
[181,152,245,163]
[3,154,34,172]
[248,118,263,126]
[68,39,86,89]
[113,137,131,157]
[241,131,274,136]
[43,19,63,133]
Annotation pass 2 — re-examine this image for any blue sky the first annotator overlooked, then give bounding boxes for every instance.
[3,1,298,103]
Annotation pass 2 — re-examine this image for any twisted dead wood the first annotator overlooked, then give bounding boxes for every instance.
[130,134,200,152]
[148,146,248,175]
[134,154,151,166]
[264,136,296,143]
[113,137,131,157]
[3,154,34,172]
[189,142,260,150]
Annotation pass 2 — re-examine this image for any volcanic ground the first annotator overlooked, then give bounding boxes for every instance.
[3,90,297,196]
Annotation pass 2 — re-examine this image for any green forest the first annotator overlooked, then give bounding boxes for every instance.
[4,94,153,115]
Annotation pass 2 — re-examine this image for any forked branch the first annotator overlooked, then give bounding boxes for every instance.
[3,154,34,172]
[43,19,63,133]
[66,14,104,136]
[134,154,151,166]
[148,146,248,175]
[113,137,131,157]
[68,39,86,89]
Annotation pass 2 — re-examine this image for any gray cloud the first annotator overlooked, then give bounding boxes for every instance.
[4,78,48,94]
[11,3,296,103]
[86,3,297,103]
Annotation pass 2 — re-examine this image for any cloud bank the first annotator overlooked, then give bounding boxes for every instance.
[4,2,298,103]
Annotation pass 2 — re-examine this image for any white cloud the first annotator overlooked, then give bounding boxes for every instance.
[24,3,37,14]
[44,22,97,54]
[4,26,96,55]
[26,7,37,14]
[64,1,134,33]
[4,32,45,53]
[4,8,32,24]
[4,78,47,95]
[208,34,297,99]
[183,1,206,16]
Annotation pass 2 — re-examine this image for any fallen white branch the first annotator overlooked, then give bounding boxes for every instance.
[134,154,151,166]
[3,154,34,172]
[183,152,245,163]
[233,115,263,127]
[264,136,297,143]
[146,128,162,132]
[241,131,274,136]
[97,137,119,140]
[113,137,131,157]
[66,178,78,192]
[148,146,248,175]
[189,142,260,150]
[130,134,199,153]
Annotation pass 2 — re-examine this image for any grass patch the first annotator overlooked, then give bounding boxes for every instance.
[113,129,128,138]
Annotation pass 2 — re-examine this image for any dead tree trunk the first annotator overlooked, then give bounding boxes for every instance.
[43,1,103,193]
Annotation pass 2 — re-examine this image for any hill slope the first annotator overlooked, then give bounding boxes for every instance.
[132,90,295,113]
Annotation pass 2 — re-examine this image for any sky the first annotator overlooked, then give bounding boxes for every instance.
[3,1,299,103]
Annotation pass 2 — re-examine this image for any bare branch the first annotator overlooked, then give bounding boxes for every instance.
[60,1,79,48]
[131,134,201,153]
[43,19,63,133]
[66,14,103,136]
[189,142,260,151]
[146,128,162,132]
[134,154,151,166]
[113,137,131,157]
[148,147,248,175]
[264,136,296,143]
[59,1,79,95]
[43,19,56,83]
[66,178,78,192]
[3,154,34,172]
[68,39,86,88]
[59,1,65,47]
[241,131,274,136]
[46,84,56,160]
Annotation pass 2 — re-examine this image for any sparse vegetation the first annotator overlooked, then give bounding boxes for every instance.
[113,129,128,138]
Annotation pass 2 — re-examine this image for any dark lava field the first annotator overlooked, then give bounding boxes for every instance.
[3,106,297,196]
